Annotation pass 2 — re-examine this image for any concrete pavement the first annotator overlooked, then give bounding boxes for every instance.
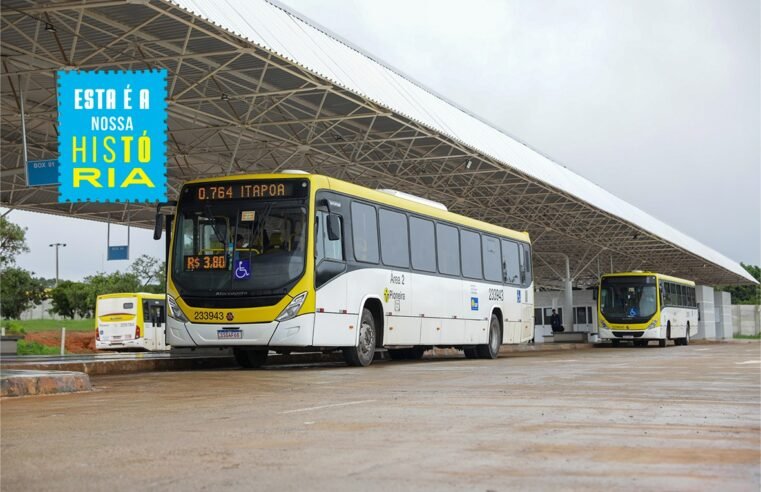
[1,342,759,491]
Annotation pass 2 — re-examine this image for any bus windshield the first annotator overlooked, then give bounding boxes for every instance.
[171,184,309,298]
[599,275,658,323]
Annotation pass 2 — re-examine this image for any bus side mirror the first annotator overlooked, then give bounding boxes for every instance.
[153,214,164,240]
[153,201,177,240]
[327,214,341,241]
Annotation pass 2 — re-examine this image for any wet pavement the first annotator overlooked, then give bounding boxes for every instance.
[1,342,759,491]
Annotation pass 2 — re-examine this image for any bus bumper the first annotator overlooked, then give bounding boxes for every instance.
[96,338,147,350]
[599,326,665,341]
[166,314,315,347]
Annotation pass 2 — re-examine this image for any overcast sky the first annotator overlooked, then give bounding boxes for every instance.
[6,0,760,281]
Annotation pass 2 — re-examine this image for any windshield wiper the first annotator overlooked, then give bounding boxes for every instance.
[203,204,227,244]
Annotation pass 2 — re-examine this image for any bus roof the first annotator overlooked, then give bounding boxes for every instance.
[601,271,696,286]
[96,293,166,300]
[183,172,530,243]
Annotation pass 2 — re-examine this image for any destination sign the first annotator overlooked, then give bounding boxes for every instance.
[184,254,227,272]
[184,180,309,202]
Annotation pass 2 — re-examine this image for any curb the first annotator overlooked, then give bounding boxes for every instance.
[1,370,92,398]
[0,343,603,376]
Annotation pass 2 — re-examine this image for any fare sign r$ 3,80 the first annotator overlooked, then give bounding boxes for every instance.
[57,69,167,202]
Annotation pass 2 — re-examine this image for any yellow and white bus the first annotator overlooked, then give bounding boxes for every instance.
[597,272,698,347]
[95,293,168,351]
[156,172,534,367]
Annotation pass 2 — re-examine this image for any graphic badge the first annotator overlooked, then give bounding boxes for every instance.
[57,69,167,202]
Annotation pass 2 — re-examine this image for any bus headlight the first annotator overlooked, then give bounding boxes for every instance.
[276,292,307,322]
[167,295,189,323]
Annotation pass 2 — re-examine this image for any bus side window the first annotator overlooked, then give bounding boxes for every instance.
[316,211,343,263]
[460,229,482,279]
[436,223,460,276]
[379,209,409,268]
[351,202,379,264]
[410,217,436,272]
[500,239,520,285]
[520,243,532,286]
[482,235,502,282]
[664,283,672,306]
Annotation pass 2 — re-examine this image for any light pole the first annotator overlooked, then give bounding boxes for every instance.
[49,243,66,287]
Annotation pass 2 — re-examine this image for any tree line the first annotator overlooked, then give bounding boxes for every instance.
[0,216,165,319]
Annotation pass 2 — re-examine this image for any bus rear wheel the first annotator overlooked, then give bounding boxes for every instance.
[343,308,376,367]
[476,314,501,359]
[680,327,690,346]
[234,348,268,369]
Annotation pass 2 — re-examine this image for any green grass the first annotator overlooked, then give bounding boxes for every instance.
[6,319,94,333]
[16,340,62,355]
[733,333,761,340]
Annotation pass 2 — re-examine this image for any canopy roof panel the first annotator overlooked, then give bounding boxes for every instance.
[0,0,754,286]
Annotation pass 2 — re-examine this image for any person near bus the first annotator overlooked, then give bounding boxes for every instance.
[550,309,564,333]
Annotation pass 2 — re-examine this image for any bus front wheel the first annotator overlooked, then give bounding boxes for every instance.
[234,348,268,369]
[343,308,376,367]
[476,314,501,359]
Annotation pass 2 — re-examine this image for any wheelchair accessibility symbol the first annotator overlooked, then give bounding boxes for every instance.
[234,259,251,280]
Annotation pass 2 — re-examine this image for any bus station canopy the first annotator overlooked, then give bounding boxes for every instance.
[1,0,755,286]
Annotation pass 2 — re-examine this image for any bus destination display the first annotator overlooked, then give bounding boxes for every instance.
[187,180,309,201]
[184,254,227,272]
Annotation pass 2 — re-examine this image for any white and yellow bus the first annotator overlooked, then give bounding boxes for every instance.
[156,172,534,367]
[95,293,168,351]
[597,272,698,347]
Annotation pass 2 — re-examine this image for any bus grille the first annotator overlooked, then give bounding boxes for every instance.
[612,331,644,338]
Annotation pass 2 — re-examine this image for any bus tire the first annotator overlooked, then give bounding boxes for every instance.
[234,348,268,369]
[476,314,501,359]
[682,326,690,346]
[343,308,376,367]
[611,339,620,347]
[658,338,667,347]
[463,348,478,359]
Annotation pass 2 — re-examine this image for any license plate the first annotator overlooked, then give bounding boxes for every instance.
[217,329,242,340]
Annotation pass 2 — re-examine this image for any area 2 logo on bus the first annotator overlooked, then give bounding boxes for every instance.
[470,297,479,311]
[57,69,167,202]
